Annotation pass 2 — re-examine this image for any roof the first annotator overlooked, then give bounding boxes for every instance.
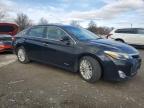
[113,28,144,30]
[34,24,74,28]
[0,23,18,26]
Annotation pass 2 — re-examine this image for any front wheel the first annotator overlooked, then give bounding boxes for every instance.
[17,46,30,64]
[79,56,102,83]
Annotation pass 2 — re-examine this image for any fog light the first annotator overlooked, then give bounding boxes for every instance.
[118,70,126,78]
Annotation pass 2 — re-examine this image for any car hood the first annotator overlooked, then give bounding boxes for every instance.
[87,39,138,54]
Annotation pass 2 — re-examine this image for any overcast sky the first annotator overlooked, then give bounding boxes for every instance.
[0,0,144,28]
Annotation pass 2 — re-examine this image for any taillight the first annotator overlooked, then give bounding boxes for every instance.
[106,34,113,39]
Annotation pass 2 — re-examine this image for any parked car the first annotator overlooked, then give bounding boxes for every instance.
[107,28,144,47]
[13,25,141,83]
[0,23,19,52]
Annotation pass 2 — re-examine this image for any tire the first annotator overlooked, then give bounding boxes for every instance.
[79,56,102,83]
[17,46,30,64]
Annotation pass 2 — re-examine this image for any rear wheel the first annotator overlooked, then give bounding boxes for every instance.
[79,56,102,83]
[17,46,30,63]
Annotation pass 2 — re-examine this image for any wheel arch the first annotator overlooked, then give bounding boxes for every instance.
[15,44,24,55]
[74,53,104,75]
[115,38,125,42]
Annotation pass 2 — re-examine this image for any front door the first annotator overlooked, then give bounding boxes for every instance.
[42,26,76,69]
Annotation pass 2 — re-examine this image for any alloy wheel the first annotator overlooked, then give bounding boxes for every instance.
[80,59,93,80]
[18,49,25,62]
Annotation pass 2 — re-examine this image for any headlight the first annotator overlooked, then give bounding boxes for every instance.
[104,51,129,60]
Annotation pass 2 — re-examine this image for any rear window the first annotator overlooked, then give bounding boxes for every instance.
[27,26,45,38]
[115,29,136,34]
[0,25,15,32]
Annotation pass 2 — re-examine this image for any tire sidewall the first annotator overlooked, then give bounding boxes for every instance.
[79,56,102,83]
[17,46,29,63]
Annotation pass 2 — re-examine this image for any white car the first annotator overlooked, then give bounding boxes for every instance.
[107,28,144,46]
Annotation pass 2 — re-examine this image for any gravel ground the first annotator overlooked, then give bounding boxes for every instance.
[0,52,16,68]
[0,50,144,108]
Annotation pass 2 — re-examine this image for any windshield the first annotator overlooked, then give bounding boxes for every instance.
[64,26,100,41]
[0,25,15,33]
[0,23,19,36]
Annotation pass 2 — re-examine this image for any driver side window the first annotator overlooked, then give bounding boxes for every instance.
[46,26,68,41]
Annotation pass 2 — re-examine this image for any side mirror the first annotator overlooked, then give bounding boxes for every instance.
[60,36,71,45]
[60,36,69,41]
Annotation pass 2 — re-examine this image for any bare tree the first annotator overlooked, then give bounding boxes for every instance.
[87,20,97,34]
[38,18,48,25]
[0,10,5,21]
[70,20,80,27]
[14,13,32,31]
[88,20,97,27]
[87,20,111,35]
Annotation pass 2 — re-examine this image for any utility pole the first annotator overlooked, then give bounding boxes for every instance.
[131,24,133,28]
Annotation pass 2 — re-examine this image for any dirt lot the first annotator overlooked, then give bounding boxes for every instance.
[0,50,144,108]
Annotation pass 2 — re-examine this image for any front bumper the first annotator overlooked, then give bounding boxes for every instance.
[100,54,141,81]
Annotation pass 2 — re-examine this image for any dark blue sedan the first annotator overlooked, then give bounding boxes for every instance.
[13,25,141,83]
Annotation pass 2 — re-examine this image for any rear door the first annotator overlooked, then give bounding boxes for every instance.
[114,28,137,44]
[24,26,46,60]
[135,29,144,45]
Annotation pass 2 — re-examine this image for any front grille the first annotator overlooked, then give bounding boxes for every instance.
[131,54,140,59]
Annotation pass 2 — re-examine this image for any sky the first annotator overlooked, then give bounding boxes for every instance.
[0,0,144,28]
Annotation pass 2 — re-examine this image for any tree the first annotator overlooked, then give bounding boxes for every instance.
[38,18,48,25]
[87,20,97,34]
[87,20,111,35]
[95,27,111,35]
[0,10,5,21]
[70,20,80,27]
[88,20,97,27]
[14,13,32,31]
